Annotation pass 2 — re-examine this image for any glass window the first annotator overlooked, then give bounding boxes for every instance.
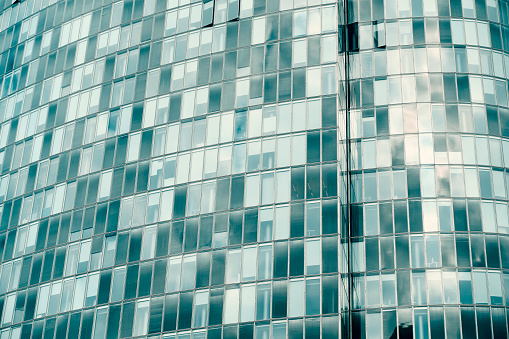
[36,285,49,318]
[133,300,149,336]
[72,275,86,310]
[240,284,255,322]
[305,239,320,274]
[252,17,266,44]
[366,275,380,307]
[166,257,182,292]
[240,0,253,17]
[256,283,271,320]
[294,10,306,37]
[288,279,304,317]
[257,245,272,280]
[473,271,489,304]
[224,287,240,324]
[181,255,196,290]
[242,246,257,281]
[194,290,209,328]
[305,278,320,315]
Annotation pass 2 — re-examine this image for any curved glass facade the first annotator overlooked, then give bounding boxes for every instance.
[346,0,509,337]
[0,0,508,338]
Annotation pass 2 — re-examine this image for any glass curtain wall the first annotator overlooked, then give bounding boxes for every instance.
[0,0,344,338]
[2,0,509,338]
[346,0,509,337]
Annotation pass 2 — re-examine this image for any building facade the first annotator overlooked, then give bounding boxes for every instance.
[346,0,509,337]
[0,0,508,338]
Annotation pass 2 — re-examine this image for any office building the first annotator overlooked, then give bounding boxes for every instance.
[0,0,508,338]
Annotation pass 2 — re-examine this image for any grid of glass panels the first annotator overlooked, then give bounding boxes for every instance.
[0,0,345,338]
[3,0,508,337]
[346,0,509,337]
